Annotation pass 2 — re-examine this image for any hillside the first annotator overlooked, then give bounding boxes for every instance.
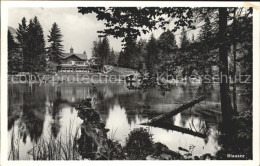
[8,26,18,42]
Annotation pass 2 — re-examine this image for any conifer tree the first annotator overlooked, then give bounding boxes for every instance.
[197,16,214,84]
[146,34,160,75]
[91,40,101,66]
[26,17,46,72]
[117,50,127,67]
[180,27,189,49]
[100,36,110,66]
[108,48,116,65]
[48,22,64,64]
[16,17,28,71]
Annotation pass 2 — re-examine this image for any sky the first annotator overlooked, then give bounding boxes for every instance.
[8,7,200,58]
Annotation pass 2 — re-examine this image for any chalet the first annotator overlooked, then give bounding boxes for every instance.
[58,47,91,73]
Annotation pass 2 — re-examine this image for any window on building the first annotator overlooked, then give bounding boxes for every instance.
[75,61,85,65]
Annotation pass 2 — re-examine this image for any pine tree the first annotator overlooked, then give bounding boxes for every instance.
[197,16,214,83]
[117,50,127,67]
[48,22,64,64]
[124,40,138,69]
[91,40,101,65]
[91,37,110,69]
[108,48,116,65]
[180,27,189,49]
[136,39,147,71]
[16,17,28,71]
[146,34,160,75]
[100,36,110,66]
[26,17,46,72]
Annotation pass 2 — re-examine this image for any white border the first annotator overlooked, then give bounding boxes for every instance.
[1,1,259,166]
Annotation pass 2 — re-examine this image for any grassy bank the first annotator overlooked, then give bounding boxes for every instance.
[9,123,80,160]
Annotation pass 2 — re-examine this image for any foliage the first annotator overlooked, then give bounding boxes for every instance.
[26,17,46,72]
[146,34,160,75]
[117,50,127,68]
[91,40,101,66]
[229,7,253,103]
[16,17,28,71]
[117,39,146,70]
[47,22,64,64]
[124,127,154,160]
[91,37,110,69]
[14,16,46,73]
[100,36,110,66]
[216,110,252,160]
[158,29,178,62]
[108,48,116,65]
[78,7,195,46]
[180,27,190,49]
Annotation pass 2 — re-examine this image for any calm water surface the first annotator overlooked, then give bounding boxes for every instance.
[8,83,249,159]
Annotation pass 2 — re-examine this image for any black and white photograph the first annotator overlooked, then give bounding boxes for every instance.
[1,1,259,164]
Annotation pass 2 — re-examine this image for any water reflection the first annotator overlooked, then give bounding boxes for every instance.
[8,83,249,159]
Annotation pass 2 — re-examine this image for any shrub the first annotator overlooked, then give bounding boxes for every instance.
[124,128,154,160]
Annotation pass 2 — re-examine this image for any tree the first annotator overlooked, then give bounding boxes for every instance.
[91,40,102,66]
[91,37,110,69]
[146,34,160,75]
[236,8,252,105]
[8,30,21,73]
[136,39,147,71]
[227,7,253,113]
[197,15,215,85]
[231,8,238,114]
[117,39,146,70]
[16,17,28,71]
[48,22,64,64]
[179,27,193,78]
[218,8,234,126]
[25,17,46,72]
[100,36,110,66]
[180,27,190,49]
[124,40,139,69]
[158,30,178,62]
[108,48,116,65]
[117,50,127,67]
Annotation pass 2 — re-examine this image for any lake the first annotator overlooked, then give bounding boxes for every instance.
[8,83,250,160]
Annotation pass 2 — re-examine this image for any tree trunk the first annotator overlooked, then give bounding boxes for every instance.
[141,96,206,124]
[232,8,238,114]
[218,8,234,126]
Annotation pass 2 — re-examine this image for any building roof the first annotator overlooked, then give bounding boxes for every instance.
[60,53,88,60]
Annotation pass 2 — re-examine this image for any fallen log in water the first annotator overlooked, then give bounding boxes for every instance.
[141,96,207,125]
[144,122,207,138]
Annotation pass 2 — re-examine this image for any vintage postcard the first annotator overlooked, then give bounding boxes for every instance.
[1,1,259,166]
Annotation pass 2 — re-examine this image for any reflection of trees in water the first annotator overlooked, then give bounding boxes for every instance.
[19,88,46,143]
[49,87,62,138]
[8,85,26,130]
[180,113,187,127]
[197,83,214,96]
[8,103,20,131]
